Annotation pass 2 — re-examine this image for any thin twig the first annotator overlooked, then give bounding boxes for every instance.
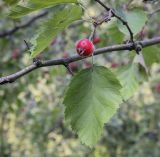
[0,11,48,38]
[95,0,110,11]
[24,40,30,50]
[111,11,134,43]
[89,25,97,67]
[0,36,160,85]
[95,0,135,45]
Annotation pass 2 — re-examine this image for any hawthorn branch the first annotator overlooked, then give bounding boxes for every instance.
[95,0,134,43]
[0,37,160,85]
[0,11,48,38]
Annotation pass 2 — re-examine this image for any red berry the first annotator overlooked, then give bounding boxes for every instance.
[93,37,101,44]
[76,38,94,57]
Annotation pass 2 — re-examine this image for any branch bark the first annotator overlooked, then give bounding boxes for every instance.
[0,36,160,85]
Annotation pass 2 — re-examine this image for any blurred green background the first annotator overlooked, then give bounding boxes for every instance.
[0,0,160,156]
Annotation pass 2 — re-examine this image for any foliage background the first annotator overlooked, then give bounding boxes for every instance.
[0,0,160,156]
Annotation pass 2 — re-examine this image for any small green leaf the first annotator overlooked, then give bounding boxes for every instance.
[106,21,124,43]
[143,46,160,66]
[134,51,148,74]
[116,64,140,101]
[117,9,148,36]
[9,0,78,18]
[63,66,122,147]
[30,5,82,58]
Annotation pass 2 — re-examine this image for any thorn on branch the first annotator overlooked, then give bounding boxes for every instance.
[24,40,30,50]
[64,64,74,76]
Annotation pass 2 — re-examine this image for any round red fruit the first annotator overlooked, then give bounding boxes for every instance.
[76,38,94,56]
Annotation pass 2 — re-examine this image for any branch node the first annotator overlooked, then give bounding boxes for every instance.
[33,58,42,66]
[135,43,143,54]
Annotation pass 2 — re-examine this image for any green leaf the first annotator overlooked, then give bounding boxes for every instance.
[134,51,148,74]
[30,5,82,58]
[4,0,20,6]
[117,9,148,36]
[116,64,139,101]
[9,0,78,18]
[106,21,124,43]
[63,66,122,147]
[142,46,160,66]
